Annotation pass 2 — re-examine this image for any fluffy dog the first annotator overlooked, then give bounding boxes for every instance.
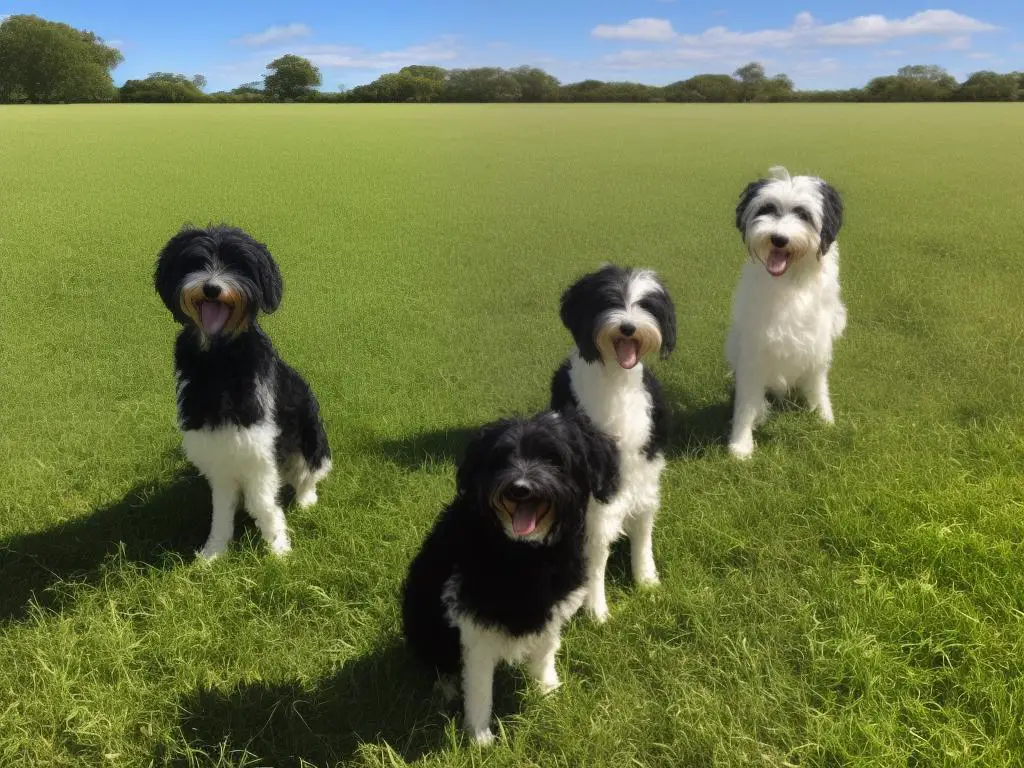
[402,410,618,745]
[550,265,676,622]
[154,225,331,558]
[726,166,846,459]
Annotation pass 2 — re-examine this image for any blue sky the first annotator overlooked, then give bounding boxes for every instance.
[4,1,1021,91]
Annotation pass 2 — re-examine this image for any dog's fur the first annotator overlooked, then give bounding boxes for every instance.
[726,166,847,459]
[550,265,676,622]
[154,225,331,558]
[402,410,619,745]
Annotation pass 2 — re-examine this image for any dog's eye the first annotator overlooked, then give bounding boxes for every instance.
[755,203,778,217]
[792,206,812,223]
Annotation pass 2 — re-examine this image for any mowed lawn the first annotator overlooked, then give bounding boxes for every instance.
[1,103,1022,767]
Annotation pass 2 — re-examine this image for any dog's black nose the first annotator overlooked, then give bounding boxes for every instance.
[770,234,789,248]
[620,322,636,337]
[506,484,530,501]
[202,283,222,299]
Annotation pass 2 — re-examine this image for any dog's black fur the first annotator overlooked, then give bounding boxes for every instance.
[401,410,619,676]
[154,224,330,472]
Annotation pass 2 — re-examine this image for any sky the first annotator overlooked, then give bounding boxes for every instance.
[3,1,1021,91]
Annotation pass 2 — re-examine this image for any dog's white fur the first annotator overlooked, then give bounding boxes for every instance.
[562,270,669,621]
[726,167,847,459]
[568,351,664,622]
[443,576,586,745]
[178,376,331,559]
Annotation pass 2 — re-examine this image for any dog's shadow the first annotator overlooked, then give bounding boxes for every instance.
[0,469,210,621]
[373,426,479,471]
[163,639,529,765]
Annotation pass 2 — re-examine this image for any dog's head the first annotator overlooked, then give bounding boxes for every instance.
[559,265,676,370]
[154,225,283,340]
[456,410,618,544]
[735,166,843,278]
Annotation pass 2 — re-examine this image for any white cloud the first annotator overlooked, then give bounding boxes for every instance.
[298,36,460,69]
[592,18,676,42]
[939,35,972,50]
[235,23,311,47]
[598,10,998,69]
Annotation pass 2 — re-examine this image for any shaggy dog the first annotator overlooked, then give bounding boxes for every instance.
[726,166,846,458]
[550,265,676,622]
[402,410,618,745]
[154,225,330,558]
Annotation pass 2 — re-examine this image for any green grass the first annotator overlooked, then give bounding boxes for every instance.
[1,103,1023,767]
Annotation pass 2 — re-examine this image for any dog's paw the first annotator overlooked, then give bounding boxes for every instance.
[268,535,292,556]
[197,541,228,561]
[296,490,318,509]
[537,675,561,695]
[470,727,495,747]
[587,601,610,624]
[635,569,660,588]
[818,407,835,425]
[728,438,754,460]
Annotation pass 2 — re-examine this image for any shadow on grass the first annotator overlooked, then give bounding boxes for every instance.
[163,639,531,766]
[373,426,480,471]
[0,469,210,621]
[661,383,733,460]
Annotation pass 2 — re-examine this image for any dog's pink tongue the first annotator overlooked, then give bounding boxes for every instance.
[200,301,230,335]
[767,249,790,277]
[512,506,538,536]
[614,338,639,369]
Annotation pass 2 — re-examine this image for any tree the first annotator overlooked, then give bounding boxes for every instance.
[955,71,1018,101]
[509,66,560,102]
[263,54,320,101]
[443,68,522,102]
[120,72,206,102]
[192,74,207,90]
[0,14,122,102]
[734,62,766,84]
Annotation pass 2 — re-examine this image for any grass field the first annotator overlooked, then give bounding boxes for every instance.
[1,103,1023,767]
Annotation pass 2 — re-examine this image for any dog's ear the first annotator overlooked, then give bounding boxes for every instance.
[735,179,768,236]
[568,410,620,504]
[638,276,677,360]
[154,227,207,315]
[559,272,603,363]
[818,181,843,255]
[232,230,283,313]
[456,420,510,496]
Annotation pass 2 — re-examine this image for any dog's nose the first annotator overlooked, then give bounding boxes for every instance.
[770,234,789,248]
[202,283,222,299]
[620,322,636,337]
[506,484,530,501]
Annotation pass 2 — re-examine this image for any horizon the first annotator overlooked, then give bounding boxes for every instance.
[2,2,1021,92]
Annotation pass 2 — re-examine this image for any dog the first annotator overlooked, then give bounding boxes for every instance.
[550,265,676,623]
[726,166,846,459]
[401,410,618,745]
[154,225,331,558]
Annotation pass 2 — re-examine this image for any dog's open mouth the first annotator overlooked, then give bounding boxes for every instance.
[503,496,551,537]
[614,338,640,369]
[199,301,231,335]
[766,248,790,277]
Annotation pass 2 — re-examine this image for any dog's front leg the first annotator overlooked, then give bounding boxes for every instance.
[462,641,497,746]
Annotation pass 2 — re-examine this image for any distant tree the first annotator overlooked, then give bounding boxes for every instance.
[752,74,795,102]
[192,74,207,90]
[263,54,321,101]
[509,66,560,101]
[444,67,522,102]
[734,62,767,84]
[0,14,122,102]
[675,74,743,102]
[120,72,206,102]
[399,65,447,83]
[955,71,1018,101]
[896,64,954,84]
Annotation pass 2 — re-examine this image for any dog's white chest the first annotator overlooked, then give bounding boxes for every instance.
[568,358,653,457]
[181,422,279,482]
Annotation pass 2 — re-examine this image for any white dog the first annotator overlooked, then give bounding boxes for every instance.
[725,166,846,459]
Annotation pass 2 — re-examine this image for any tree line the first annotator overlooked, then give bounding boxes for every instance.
[2,14,1022,105]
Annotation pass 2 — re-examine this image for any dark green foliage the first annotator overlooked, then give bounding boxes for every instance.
[0,14,121,103]
[263,54,321,101]
[120,72,206,103]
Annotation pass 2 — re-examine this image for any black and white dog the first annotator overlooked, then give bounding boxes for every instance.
[726,166,846,458]
[550,265,676,622]
[154,225,331,559]
[402,410,618,745]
